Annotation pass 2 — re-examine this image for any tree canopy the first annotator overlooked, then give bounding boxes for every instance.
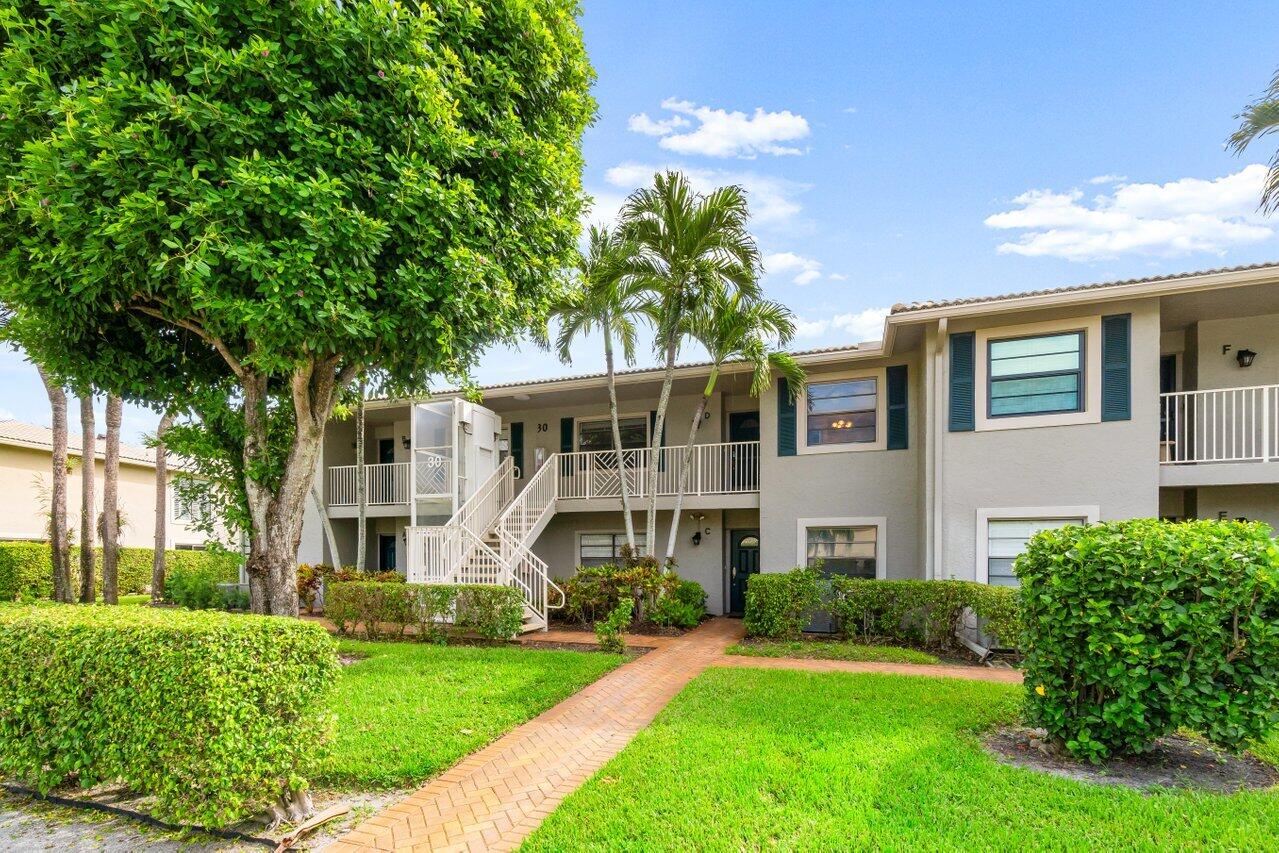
[0,0,595,612]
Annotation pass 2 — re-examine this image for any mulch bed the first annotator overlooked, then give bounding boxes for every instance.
[985,727,1279,793]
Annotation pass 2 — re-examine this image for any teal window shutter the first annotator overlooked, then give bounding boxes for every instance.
[949,332,975,432]
[649,410,666,470]
[886,365,908,449]
[509,422,524,478]
[1101,313,1132,422]
[777,378,797,456]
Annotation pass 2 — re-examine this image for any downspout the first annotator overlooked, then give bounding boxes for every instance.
[931,317,948,581]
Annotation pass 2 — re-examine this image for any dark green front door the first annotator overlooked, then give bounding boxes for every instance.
[378,534,397,571]
[729,529,760,615]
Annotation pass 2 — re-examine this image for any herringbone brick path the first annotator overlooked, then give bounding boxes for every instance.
[328,617,744,852]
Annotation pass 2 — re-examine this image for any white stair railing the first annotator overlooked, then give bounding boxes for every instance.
[407,458,514,583]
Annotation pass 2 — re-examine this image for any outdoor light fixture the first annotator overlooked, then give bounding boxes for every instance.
[1237,348,1257,368]
[692,531,702,546]
[690,512,706,546]
[401,435,411,449]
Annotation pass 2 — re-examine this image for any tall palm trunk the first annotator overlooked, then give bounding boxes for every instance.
[37,367,71,602]
[603,328,637,550]
[311,482,342,566]
[151,411,173,605]
[78,393,95,603]
[355,379,366,572]
[645,338,678,556]
[101,394,122,604]
[665,370,716,559]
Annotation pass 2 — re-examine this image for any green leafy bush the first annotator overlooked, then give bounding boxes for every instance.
[828,578,1020,651]
[1019,519,1279,761]
[596,599,633,653]
[743,568,821,639]
[0,542,239,601]
[0,604,337,827]
[559,563,693,626]
[165,557,246,611]
[651,580,707,628]
[327,582,524,641]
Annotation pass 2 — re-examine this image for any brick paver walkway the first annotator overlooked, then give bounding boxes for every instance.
[329,617,745,852]
[713,654,1024,684]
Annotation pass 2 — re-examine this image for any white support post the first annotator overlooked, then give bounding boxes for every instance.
[1265,386,1274,462]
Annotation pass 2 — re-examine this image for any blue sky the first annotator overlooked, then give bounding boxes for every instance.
[4,1,1279,441]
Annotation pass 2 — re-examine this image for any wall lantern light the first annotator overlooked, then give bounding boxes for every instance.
[401,435,411,449]
[1237,348,1257,368]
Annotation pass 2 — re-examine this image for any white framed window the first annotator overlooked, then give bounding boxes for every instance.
[576,415,648,453]
[795,516,887,579]
[797,368,887,454]
[974,316,1102,431]
[578,532,647,567]
[975,506,1099,585]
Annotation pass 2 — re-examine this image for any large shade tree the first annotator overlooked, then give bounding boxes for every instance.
[0,0,594,614]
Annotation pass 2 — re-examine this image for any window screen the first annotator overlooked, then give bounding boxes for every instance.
[987,518,1083,586]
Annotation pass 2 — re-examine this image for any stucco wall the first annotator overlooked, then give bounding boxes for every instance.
[1187,312,1279,390]
[1190,484,1279,530]
[757,352,923,578]
[0,445,211,548]
[938,298,1161,580]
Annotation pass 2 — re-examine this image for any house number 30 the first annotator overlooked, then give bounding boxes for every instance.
[536,423,549,432]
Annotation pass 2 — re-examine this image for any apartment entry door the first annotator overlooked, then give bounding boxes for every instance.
[728,529,760,616]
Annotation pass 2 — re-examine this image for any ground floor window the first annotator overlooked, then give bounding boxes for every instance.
[985,517,1085,586]
[579,532,647,567]
[803,525,877,579]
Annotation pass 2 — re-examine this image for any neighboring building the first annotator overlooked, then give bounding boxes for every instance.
[0,419,220,550]
[297,262,1279,630]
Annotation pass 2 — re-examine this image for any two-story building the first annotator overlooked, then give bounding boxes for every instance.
[298,262,1279,630]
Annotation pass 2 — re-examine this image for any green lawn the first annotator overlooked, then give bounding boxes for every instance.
[318,640,624,789]
[522,668,1279,851]
[119,594,150,606]
[726,637,939,665]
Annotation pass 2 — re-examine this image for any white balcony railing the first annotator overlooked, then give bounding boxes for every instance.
[1160,385,1279,465]
[556,440,760,500]
[328,462,409,506]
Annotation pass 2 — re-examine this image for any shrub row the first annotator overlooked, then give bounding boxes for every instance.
[297,563,403,613]
[743,567,1019,650]
[0,541,240,601]
[1019,519,1279,762]
[0,604,337,827]
[559,562,706,628]
[326,581,525,641]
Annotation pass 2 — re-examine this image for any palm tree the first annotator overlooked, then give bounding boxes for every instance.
[101,394,122,604]
[78,393,95,603]
[1230,68,1279,212]
[152,410,174,604]
[548,225,649,549]
[355,377,366,572]
[36,366,71,602]
[664,289,805,559]
[621,171,761,556]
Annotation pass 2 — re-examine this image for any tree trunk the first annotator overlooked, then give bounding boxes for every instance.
[311,482,342,566]
[78,394,96,603]
[151,411,173,604]
[604,331,637,551]
[645,339,678,556]
[355,379,366,572]
[665,389,712,560]
[101,394,122,604]
[37,367,71,603]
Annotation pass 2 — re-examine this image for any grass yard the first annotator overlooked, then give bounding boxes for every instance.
[118,594,150,606]
[726,637,939,665]
[318,640,624,789]
[522,668,1279,851]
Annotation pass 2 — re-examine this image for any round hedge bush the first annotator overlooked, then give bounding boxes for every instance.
[1018,519,1279,762]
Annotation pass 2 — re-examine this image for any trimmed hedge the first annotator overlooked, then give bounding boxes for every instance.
[327,581,525,641]
[0,542,240,601]
[0,604,337,826]
[1019,519,1279,762]
[744,569,1020,651]
[560,563,703,627]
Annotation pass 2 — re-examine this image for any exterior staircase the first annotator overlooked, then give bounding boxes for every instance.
[407,456,564,633]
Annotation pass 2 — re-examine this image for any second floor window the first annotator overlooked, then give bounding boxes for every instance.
[577,416,647,452]
[807,378,877,445]
[988,331,1083,417]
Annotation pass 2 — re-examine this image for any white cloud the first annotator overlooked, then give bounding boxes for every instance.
[764,251,822,285]
[984,165,1274,261]
[1088,173,1128,185]
[842,106,858,114]
[794,307,889,342]
[603,161,810,228]
[627,98,810,159]
[828,273,848,281]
